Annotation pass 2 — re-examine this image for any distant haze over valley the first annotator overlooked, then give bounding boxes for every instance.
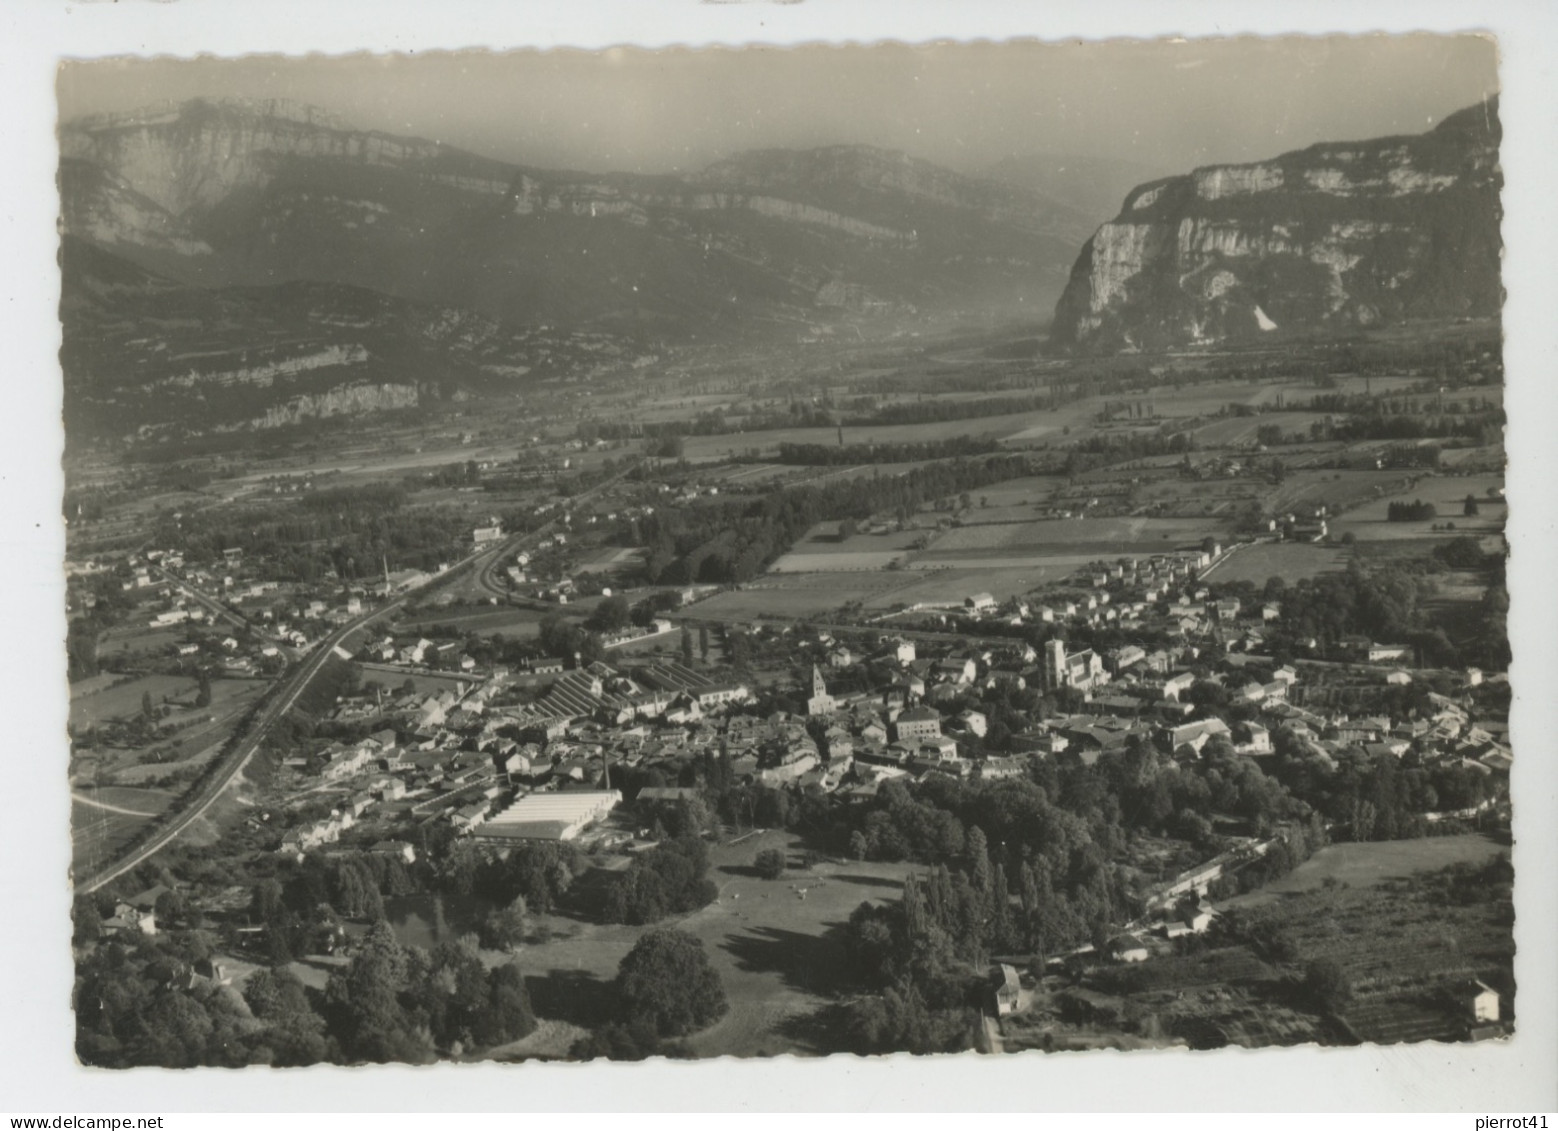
[56,38,1500,437]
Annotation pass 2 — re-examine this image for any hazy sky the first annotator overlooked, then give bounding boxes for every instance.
[58,35,1497,179]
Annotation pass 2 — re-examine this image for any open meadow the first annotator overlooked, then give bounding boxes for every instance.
[1330,473,1506,542]
[483,830,913,1060]
[1223,834,1505,910]
[69,673,202,728]
[929,515,1218,556]
[1203,542,1351,586]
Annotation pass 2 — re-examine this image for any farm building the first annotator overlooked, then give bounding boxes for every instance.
[1110,933,1151,963]
[473,790,622,842]
[1454,979,1501,1023]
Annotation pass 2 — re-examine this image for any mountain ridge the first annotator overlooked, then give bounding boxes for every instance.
[1049,98,1502,353]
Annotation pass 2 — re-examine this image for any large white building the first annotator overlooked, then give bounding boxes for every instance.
[473,790,622,841]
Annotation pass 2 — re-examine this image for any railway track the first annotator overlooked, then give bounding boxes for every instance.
[75,461,643,893]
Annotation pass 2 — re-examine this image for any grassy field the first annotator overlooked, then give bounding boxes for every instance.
[1204,542,1351,586]
[69,674,202,728]
[693,574,918,620]
[400,606,548,639]
[679,415,1038,462]
[1223,835,1505,910]
[932,516,1217,554]
[866,566,1054,609]
[490,830,913,1059]
[769,525,923,573]
[1329,473,1505,542]
[769,551,907,573]
[1188,413,1331,449]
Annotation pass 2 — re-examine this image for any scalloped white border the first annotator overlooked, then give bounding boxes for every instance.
[4,1,1554,1115]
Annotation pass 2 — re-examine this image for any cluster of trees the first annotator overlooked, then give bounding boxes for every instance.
[152,485,471,581]
[1234,562,1439,660]
[770,437,1000,466]
[601,836,718,925]
[246,852,416,964]
[537,613,606,666]
[569,928,729,1059]
[320,922,535,1062]
[753,848,788,880]
[1266,738,1493,843]
[433,839,584,914]
[1387,499,1439,522]
[72,918,537,1068]
[830,778,1122,959]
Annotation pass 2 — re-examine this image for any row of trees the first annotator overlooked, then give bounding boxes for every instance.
[770,437,1000,466]
[1387,499,1439,522]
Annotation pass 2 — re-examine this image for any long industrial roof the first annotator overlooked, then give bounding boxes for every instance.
[483,790,622,827]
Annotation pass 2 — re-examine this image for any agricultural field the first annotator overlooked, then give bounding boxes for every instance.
[1026,837,1513,1053]
[1259,468,1415,516]
[929,516,1218,555]
[769,551,907,573]
[1203,542,1351,586]
[770,525,926,573]
[1329,473,1506,542]
[573,547,645,575]
[72,785,177,875]
[692,574,918,621]
[1233,845,1514,1046]
[865,566,1053,610]
[680,408,1079,462]
[1187,412,1331,449]
[69,673,203,728]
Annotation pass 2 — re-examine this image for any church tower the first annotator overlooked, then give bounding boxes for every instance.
[807,665,835,717]
[1044,639,1067,693]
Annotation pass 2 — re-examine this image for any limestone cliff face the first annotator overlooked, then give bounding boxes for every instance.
[60,98,459,219]
[1051,100,1502,353]
[252,382,419,429]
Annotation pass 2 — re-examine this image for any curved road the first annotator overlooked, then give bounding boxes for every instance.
[76,461,642,894]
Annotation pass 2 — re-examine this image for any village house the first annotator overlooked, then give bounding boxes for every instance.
[893,705,943,744]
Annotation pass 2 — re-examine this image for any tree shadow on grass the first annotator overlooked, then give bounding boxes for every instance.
[773,1000,860,1057]
[524,968,615,1028]
[827,873,905,890]
[720,923,850,996]
[717,864,765,879]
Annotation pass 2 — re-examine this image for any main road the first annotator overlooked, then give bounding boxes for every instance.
[75,462,642,894]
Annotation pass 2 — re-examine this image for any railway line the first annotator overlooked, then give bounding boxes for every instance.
[75,463,642,893]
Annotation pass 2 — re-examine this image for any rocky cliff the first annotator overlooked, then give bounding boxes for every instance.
[1050,99,1502,353]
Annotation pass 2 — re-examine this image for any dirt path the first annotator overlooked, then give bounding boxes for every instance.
[72,792,162,817]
